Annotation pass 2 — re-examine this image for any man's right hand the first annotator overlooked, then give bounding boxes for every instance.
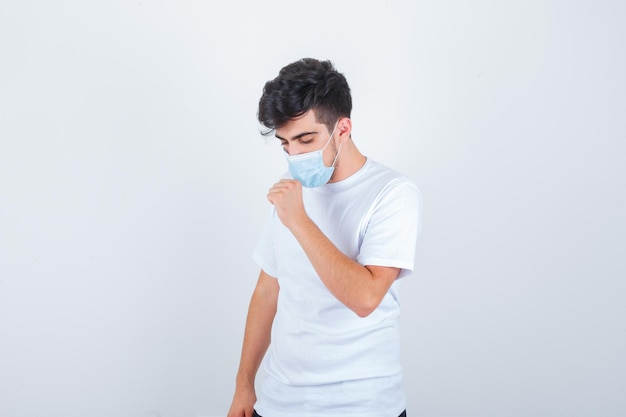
[227,385,257,417]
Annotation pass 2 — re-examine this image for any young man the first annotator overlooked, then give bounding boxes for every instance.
[227,58,422,417]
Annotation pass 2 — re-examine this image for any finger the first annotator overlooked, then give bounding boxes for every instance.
[272,181,293,189]
[267,187,286,196]
[268,184,284,193]
[268,183,294,194]
[277,179,301,189]
[267,191,281,205]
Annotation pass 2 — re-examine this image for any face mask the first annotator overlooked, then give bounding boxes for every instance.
[285,123,341,188]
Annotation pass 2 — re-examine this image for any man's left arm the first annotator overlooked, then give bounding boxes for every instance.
[267,179,412,318]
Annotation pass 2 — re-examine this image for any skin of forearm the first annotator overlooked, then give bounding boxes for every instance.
[235,275,277,387]
[289,217,397,317]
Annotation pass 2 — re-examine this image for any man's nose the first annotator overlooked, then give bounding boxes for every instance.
[286,142,304,156]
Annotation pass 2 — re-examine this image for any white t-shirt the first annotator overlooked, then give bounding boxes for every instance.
[253,158,422,417]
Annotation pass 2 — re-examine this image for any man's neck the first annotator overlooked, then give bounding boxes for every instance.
[329,141,367,184]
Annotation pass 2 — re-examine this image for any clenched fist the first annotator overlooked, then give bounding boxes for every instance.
[267,179,308,230]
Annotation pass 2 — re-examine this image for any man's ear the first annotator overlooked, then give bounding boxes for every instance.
[337,117,352,142]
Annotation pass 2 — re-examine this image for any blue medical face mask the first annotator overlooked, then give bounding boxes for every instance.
[285,123,341,188]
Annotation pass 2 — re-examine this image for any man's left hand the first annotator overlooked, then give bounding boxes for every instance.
[267,179,308,230]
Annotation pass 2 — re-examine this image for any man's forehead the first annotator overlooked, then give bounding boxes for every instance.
[275,112,326,140]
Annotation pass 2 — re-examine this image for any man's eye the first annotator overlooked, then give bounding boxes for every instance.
[300,139,313,145]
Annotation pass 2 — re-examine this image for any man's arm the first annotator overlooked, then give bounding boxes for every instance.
[267,180,400,318]
[227,270,279,417]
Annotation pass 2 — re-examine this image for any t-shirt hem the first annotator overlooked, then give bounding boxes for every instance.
[359,258,414,273]
[252,252,278,278]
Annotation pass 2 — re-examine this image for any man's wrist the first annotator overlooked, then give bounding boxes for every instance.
[235,372,256,390]
[288,213,315,237]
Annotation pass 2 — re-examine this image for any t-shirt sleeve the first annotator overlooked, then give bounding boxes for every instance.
[357,178,423,279]
[252,206,279,278]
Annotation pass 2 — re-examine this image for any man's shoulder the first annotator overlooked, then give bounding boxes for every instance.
[362,159,418,189]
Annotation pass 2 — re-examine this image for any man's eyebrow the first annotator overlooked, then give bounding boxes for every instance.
[275,131,318,141]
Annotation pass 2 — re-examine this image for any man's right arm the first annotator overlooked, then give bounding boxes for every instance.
[227,269,279,417]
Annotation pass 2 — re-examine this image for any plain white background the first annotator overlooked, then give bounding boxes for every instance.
[1,1,624,416]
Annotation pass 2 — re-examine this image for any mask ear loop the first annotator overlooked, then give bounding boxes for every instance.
[321,121,339,151]
[317,120,341,168]
[330,142,342,168]
[329,121,342,167]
